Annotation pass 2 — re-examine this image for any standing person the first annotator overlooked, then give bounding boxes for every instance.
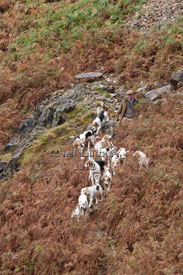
[116,90,138,123]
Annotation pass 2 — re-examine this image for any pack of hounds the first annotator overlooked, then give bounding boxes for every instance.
[70,101,149,222]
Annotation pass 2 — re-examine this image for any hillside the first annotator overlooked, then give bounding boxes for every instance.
[1,0,183,274]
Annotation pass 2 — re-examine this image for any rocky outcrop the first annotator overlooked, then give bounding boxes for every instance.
[0,161,7,173]
[145,85,171,101]
[17,116,35,136]
[1,71,182,180]
[170,69,183,90]
[1,80,119,179]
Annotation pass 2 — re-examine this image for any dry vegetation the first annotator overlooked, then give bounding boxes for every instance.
[1,0,183,274]
[1,93,183,274]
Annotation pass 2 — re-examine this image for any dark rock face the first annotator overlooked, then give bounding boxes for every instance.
[52,109,66,127]
[37,91,78,127]
[170,69,183,90]
[59,101,75,113]
[0,161,7,173]
[3,143,15,153]
[38,106,54,127]
[34,104,44,121]
[17,116,35,136]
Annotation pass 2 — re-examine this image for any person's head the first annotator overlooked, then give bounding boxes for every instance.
[126,90,135,98]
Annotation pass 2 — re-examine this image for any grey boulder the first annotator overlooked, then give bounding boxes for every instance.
[170,69,183,90]
[17,116,35,136]
[0,161,7,173]
[145,85,171,101]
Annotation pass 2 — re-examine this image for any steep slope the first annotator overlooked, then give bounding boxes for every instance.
[1,89,183,274]
[1,0,183,274]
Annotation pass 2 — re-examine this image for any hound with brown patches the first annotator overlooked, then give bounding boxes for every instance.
[71,204,85,222]
[97,101,104,116]
[110,154,120,175]
[99,142,117,161]
[101,163,112,191]
[94,134,112,153]
[72,128,96,153]
[81,183,103,208]
[84,157,104,185]
[118,147,130,162]
[92,107,110,134]
[78,193,89,215]
[133,151,149,169]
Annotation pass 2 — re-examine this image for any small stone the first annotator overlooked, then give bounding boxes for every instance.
[75,72,103,79]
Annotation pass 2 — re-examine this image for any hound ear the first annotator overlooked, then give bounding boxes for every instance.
[86,188,89,195]
[96,185,99,191]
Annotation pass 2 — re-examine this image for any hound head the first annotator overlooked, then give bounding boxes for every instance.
[97,101,104,107]
[92,121,98,127]
[111,155,120,168]
[94,174,100,183]
[85,188,90,195]
[73,139,83,147]
[104,175,109,182]
[103,134,112,140]
[133,151,140,158]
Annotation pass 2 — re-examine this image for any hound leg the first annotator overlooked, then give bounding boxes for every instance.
[88,171,91,181]
[89,136,95,147]
[96,126,101,135]
[91,173,94,185]
[89,196,93,208]
[107,182,111,191]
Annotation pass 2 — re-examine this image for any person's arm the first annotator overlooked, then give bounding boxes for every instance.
[134,98,138,105]
[116,102,122,121]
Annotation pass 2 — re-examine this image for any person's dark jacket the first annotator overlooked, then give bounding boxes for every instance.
[117,97,138,120]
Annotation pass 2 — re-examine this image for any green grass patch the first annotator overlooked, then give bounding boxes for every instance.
[7,0,146,61]
[0,153,12,162]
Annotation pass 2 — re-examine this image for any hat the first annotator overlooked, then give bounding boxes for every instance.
[127,90,135,95]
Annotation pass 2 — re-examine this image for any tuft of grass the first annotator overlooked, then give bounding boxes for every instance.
[0,153,12,162]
